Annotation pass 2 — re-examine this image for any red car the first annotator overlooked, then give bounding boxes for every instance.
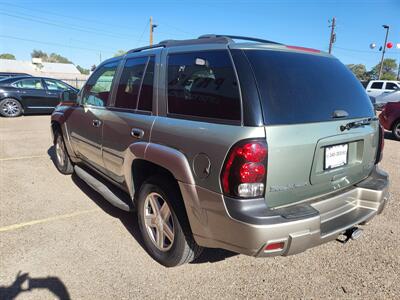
[379,102,400,140]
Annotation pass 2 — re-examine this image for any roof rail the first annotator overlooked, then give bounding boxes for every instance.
[198,34,282,45]
[127,44,166,54]
[126,34,281,54]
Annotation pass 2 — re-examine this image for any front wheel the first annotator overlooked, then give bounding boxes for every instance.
[54,131,74,174]
[137,176,203,267]
[0,98,22,117]
[392,120,400,141]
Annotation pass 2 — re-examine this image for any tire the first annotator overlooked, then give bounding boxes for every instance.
[137,176,203,267]
[0,98,23,117]
[392,120,400,141]
[54,130,74,175]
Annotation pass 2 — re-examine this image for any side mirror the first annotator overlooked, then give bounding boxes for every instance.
[60,90,78,103]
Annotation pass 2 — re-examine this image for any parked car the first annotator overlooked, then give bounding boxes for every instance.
[0,76,78,117]
[365,80,400,98]
[373,89,400,110]
[51,35,389,267]
[0,72,32,80]
[379,101,400,140]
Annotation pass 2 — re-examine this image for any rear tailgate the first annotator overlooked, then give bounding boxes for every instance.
[265,119,379,207]
[242,47,377,208]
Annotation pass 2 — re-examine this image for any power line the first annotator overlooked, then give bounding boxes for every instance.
[0,34,114,54]
[0,11,135,41]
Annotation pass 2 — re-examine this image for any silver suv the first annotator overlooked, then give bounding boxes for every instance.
[51,35,389,267]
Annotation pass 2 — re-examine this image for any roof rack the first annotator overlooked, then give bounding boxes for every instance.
[127,34,281,54]
[198,34,282,45]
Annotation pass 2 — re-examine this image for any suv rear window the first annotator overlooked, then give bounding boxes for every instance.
[244,50,374,125]
[167,50,241,122]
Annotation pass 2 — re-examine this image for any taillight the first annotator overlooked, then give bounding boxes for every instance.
[221,140,267,198]
[375,124,385,164]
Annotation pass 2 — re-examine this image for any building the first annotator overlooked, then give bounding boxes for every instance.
[0,58,88,88]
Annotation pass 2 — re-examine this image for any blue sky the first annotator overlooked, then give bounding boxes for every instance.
[0,0,399,70]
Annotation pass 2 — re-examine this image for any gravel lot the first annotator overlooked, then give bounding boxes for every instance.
[0,115,399,299]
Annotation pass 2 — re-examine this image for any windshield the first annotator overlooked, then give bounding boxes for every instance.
[244,50,374,125]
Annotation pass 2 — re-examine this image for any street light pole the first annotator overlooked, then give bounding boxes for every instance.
[378,25,390,80]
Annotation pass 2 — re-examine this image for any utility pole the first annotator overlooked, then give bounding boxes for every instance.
[328,17,336,54]
[99,52,102,63]
[397,61,400,80]
[378,25,390,80]
[149,17,158,46]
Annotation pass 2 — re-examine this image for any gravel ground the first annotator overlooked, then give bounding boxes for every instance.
[0,115,399,299]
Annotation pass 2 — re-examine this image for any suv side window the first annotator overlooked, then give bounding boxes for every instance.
[115,56,152,110]
[138,56,155,111]
[13,78,44,89]
[82,61,118,107]
[385,82,399,90]
[370,82,383,89]
[167,50,241,121]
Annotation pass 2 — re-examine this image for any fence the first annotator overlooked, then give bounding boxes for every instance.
[59,78,87,89]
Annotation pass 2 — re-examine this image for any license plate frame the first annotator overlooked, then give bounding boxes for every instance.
[324,143,349,170]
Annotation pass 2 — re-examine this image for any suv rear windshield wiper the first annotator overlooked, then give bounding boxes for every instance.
[340,117,378,132]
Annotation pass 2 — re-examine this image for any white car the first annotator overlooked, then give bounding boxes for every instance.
[374,89,400,110]
[366,80,400,98]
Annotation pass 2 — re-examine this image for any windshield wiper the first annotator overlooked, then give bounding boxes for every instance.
[340,117,377,132]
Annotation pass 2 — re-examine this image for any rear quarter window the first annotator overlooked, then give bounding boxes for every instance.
[244,50,374,125]
[167,50,241,122]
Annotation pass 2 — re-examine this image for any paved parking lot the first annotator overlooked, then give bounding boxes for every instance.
[0,115,399,299]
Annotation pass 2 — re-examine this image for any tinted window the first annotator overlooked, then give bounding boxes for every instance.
[115,57,147,110]
[244,50,374,125]
[371,82,383,89]
[385,82,399,90]
[82,61,118,107]
[44,79,69,91]
[13,79,44,89]
[167,51,241,121]
[138,57,155,111]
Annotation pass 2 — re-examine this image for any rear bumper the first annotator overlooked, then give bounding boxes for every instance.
[180,166,389,257]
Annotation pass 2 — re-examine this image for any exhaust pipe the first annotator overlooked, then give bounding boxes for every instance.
[337,227,363,244]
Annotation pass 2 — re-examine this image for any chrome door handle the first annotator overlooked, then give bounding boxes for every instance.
[92,119,102,127]
[131,128,144,139]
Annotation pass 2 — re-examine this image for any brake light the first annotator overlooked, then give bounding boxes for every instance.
[221,140,267,198]
[375,125,385,164]
[286,45,321,53]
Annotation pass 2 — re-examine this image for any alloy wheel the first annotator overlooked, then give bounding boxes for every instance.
[1,100,20,117]
[143,192,175,251]
[55,135,66,167]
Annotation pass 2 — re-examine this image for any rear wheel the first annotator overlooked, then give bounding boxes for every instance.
[392,120,400,141]
[54,131,74,174]
[137,176,203,267]
[0,98,22,117]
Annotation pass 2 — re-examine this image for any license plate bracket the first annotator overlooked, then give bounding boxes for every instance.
[324,143,348,170]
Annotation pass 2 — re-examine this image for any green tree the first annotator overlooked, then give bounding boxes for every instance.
[31,49,48,60]
[346,64,370,81]
[0,53,16,60]
[369,58,398,80]
[31,50,72,64]
[114,50,126,57]
[76,65,90,75]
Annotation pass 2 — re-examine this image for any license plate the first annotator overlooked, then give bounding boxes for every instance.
[324,144,348,170]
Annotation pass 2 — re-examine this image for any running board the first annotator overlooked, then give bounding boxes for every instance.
[74,165,132,212]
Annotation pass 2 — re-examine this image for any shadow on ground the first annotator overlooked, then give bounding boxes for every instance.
[0,271,70,300]
[47,146,237,265]
[384,131,399,141]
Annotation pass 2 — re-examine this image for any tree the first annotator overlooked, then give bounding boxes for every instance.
[76,65,90,75]
[90,65,97,72]
[369,58,398,80]
[31,50,72,64]
[31,50,48,60]
[0,53,16,60]
[346,64,370,81]
[114,50,126,57]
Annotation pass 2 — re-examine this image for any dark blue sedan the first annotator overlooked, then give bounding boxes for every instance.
[0,76,78,117]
